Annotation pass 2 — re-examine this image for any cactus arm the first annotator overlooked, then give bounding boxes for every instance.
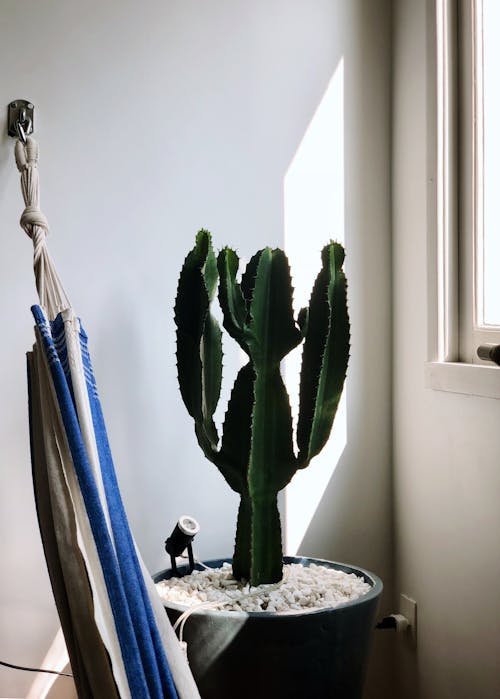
[217,248,248,351]
[218,363,254,494]
[174,253,208,422]
[240,251,261,319]
[194,423,220,465]
[249,369,297,495]
[174,230,222,455]
[308,263,348,455]
[297,306,309,338]
[203,231,218,302]
[201,313,223,445]
[220,362,256,580]
[297,241,350,466]
[246,248,302,368]
[246,249,301,493]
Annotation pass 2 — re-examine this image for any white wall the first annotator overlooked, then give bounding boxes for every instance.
[393,1,500,698]
[0,2,393,696]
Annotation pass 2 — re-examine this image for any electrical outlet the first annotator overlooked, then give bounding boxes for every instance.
[400,593,417,640]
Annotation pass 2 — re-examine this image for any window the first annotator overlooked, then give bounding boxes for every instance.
[425,0,500,397]
[459,0,500,364]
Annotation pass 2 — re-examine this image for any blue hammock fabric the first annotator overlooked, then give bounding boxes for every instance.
[31,304,179,699]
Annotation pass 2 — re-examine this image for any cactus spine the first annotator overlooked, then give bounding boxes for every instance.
[174,230,350,586]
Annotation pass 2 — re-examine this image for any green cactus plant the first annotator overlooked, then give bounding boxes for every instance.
[174,229,350,586]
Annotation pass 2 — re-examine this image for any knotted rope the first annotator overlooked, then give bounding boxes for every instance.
[15,137,70,319]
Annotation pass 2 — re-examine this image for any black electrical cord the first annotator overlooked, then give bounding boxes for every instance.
[0,659,73,677]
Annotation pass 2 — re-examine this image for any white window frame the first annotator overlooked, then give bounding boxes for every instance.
[425,0,500,399]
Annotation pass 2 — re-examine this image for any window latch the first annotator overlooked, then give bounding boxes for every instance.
[477,344,500,366]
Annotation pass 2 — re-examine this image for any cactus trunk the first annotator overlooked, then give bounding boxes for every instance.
[233,492,282,585]
[250,494,282,585]
[232,493,251,581]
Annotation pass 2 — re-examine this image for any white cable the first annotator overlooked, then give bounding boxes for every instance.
[178,553,211,571]
[171,565,282,645]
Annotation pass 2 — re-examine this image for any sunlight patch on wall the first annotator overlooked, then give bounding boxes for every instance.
[284,59,346,556]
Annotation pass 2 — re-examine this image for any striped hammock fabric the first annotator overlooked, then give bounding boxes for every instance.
[16,137,200,698]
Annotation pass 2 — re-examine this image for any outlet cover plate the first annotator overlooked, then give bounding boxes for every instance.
[400,593,417,640]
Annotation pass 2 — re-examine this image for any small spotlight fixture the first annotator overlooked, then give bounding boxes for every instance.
[165,515,200,576]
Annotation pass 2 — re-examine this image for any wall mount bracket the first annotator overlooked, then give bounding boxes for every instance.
[8,99,34,141]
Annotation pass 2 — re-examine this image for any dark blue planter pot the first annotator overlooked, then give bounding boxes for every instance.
[154,556,382,699]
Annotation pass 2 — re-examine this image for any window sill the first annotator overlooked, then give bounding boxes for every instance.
[424,361,500,399]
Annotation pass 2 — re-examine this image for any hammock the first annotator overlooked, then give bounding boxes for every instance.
[15,136,200,699]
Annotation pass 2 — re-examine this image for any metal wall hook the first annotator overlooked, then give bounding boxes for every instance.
[8,100,34,141]
[16,113,31,144]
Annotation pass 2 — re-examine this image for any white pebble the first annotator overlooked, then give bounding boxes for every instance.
[156,562,371,614]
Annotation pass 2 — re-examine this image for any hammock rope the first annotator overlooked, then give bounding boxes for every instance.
[15,136,70,319]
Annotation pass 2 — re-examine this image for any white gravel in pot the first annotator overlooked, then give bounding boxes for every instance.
[156,562,371,613]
